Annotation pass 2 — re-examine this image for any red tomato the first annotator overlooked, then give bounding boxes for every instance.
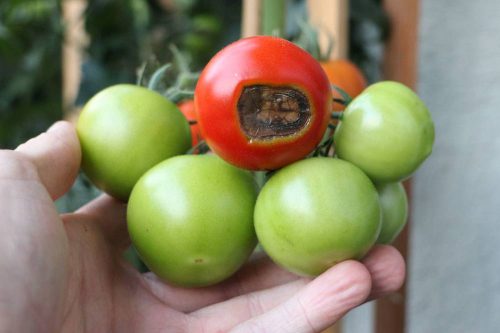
[320,59,367,111]
[178,100,202,146]
[195,36,332,171]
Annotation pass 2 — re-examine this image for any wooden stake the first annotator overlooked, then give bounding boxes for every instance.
[241,0,262,38]
[376,1,420,333]
[306,0,348,60]
[382,0,419,87]
[62,0,88,121]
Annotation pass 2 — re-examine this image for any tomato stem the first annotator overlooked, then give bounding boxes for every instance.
[187,140,210,155]
[162,88,195,102]
[313,137,334,157]
[333,98,346,105]
[324,139,334,157]
[169,44,190,73]
[331,112,343,120]
[147,63,172,91]
[293,19,333,62]
[254,171,267,189]
[331,84,353,105]
[312,124,336,157]
[261,0,287,36]
[140,44,200,103]
[137,59,157,87]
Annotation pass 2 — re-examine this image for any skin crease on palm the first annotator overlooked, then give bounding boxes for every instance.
[0,121,405,333]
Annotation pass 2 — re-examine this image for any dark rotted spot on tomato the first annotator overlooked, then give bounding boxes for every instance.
[194,258,204,263]
[237,85,311,140]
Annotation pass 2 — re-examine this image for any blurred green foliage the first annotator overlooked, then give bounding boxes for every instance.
[349,0,389,82]
[0,0,63,149]
[77,0,241,106]
[0,0,241,150]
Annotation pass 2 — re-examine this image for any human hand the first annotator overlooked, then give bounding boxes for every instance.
[0,121,405,332]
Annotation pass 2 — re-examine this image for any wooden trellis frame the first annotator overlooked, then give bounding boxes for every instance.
[62,0,88,123]
[376,0,420,332]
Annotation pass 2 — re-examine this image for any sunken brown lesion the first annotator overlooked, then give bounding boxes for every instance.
[237,85,311,140]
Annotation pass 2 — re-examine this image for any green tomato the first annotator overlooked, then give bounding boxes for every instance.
[376,182,408,244]
[77,84,191,200]
[334,81,435,183]
[254,157,381,277]
[127,154,258,287]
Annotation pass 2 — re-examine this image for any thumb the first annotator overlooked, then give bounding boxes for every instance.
[16,121,81,200]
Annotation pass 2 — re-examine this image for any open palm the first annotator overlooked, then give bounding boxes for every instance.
[0,122,405,333]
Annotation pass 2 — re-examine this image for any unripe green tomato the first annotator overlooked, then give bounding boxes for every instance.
[77,84,191,200]
[334,81,435,183]
[254,157,381,277]
[376,182,408,244]
[127,154,258,287]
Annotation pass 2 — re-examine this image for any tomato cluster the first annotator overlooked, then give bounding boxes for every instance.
[77,36,434,286]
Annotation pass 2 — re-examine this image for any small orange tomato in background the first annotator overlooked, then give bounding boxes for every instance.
[320,59,367,111]
[178,99,202,146]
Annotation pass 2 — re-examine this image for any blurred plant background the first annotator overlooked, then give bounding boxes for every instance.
[0,1,63,149]
[0,0,388,212]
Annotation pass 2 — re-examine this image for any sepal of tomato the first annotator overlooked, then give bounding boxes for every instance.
[195,36,332,170]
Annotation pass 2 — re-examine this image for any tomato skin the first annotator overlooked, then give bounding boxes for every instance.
[376,182,408,244]
[195,36,332,170]
[320,59,367,111]
[334,81,435,183]
[254,157,381,277]
[127,154,258,287]
[178,100,202,146]
[77,84,191,200]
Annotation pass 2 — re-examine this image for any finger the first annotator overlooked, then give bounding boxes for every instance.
[75,194,129,250]
[0,133,73,330]
[190,278,309,331]
[141,252,299,312]
[362,245,406,299]
[191,245,405,332]
[228,261,372,333]
[15,121,81,200]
